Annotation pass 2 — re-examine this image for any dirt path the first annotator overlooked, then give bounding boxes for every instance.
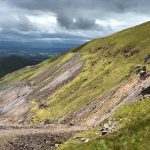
[0,124,86,138]
[0,124,86,150]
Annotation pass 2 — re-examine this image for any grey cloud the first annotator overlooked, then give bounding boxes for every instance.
[0,0,150,44]
[73,18,98,30]
[6,0,148,14]
[14,15,37,32]
[0,6,37,32]
[57,15,100,30]
[5,0,134,12]
[0,26,90,41]
[5,0,150,30]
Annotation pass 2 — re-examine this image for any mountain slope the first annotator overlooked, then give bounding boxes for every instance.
[0,21,150,125]
[0,21,150,149]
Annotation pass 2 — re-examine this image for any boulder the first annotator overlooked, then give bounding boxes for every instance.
[74,136,81,140]
[55,144,59,148]
[129,65,142,74]
[139,67,147,80]
[80,138,87,142]
[100,121,116,136]
[140,70,147,80]
[39,103,49,109]
[141,86,150,96]
[74,136,89,143]
[44,120,52,125]
[101,130,108,135]
[144,54,150,64]
[85,139,89,143]
[80,138,89,143]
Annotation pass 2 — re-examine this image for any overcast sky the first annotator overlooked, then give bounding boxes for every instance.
[0,0,150,45]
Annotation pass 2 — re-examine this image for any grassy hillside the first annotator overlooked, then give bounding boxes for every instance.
[58,99,150,150]
[0,21,150,150]
[29,21,150,123]
[0,22,150,124]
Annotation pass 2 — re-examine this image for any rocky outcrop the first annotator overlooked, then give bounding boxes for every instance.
[100,121,116,135]
[144,54,150,64]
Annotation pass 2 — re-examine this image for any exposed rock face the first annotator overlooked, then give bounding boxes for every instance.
[40,61,84,94]
[141,86,150,97]
[139,66,147,80]
[31,54,84,99]
[0,54,84,124]
[1,22,150,150]
[116,45,139,58]
[0,85,32,115]
[59,76,150,127]
[111,77,150,113]
[0,82,32,124]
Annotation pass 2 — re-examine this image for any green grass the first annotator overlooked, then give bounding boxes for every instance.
[0,21,150,150]
[30,22,150,123]
[0,55,60,89]
[58,99,150,150]
[0,21,150,124]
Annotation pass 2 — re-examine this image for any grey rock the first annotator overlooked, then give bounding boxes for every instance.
[144,54,150,64]
[140,66,147,80]
[55,144,59,148]
[100,121,116,136]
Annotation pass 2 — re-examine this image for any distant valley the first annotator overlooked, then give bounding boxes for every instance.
[0,55,41,78]
[0,42,83,78]
[0,48,70,78]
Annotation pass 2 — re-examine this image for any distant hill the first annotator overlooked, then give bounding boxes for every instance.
[0,55,41,78]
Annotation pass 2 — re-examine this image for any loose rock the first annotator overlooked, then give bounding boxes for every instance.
[100,121,116,136]
[144,54,150,64]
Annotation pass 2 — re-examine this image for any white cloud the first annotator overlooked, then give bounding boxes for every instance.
[27,14,58,33]
[96,12,150,33]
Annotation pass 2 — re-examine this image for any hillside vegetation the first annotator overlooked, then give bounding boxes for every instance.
[0,21,150,121]
[0,22,150,149]
[58,99,150,150]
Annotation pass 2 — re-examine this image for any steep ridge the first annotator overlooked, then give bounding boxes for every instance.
[0,22,150,149]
